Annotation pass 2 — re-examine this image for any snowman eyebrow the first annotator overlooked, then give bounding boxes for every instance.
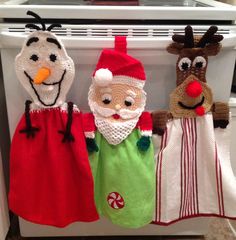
[46,38,61,49]
[126,90,136,98]
[26,37,39,46]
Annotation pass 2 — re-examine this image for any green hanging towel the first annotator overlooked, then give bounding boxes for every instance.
[89,129,155,228]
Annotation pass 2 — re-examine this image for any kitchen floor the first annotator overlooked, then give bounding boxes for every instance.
[5,218,236,240]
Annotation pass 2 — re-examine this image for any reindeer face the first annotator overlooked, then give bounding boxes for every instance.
[167,26,223,118]
[176,48,207,85]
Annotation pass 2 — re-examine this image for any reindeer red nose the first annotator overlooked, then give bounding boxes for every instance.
[185,80,202,98]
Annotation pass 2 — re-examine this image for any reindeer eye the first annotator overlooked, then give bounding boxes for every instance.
[193,56,207,69]
[178,57,191,71]
[102,93,112,105]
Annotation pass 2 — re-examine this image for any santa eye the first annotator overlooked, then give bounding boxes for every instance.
[30,54,39,62]
[193,56,207,69]
[178,57,191,71]
[124,96,134,107]
[102,94,112,105]
[49,54,57,62]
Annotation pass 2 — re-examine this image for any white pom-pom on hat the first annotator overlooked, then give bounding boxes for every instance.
[94,68,113,87]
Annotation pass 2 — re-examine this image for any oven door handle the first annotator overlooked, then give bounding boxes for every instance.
[0,32,236,49]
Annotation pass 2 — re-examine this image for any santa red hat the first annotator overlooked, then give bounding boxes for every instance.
[93,36,146,89]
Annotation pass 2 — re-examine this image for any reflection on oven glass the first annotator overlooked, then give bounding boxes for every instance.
[139,0,209,6]
[21,0,139,5]
[7,0,210,6]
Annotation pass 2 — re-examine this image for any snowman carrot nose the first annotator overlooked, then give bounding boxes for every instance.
[33,67,51,84]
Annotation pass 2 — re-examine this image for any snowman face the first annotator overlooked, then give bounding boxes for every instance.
[15,31,75,108]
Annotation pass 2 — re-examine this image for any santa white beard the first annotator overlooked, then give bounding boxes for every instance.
[88,87,146,145]
[94,114,140,145]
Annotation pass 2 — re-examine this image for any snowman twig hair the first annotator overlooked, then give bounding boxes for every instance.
[47,23,62,31]
[26,10,46,31]
[25,11,62,32]
[25,23,41,31]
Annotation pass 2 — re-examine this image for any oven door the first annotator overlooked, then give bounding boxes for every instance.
[0,24,236,236]
[0,150,10,239]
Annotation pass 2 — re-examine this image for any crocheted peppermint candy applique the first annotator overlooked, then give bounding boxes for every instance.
[107,192,125,210]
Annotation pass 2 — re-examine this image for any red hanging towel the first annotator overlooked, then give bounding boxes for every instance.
[9,104,99,227]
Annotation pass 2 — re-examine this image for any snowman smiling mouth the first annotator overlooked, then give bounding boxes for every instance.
[24,69,66,107]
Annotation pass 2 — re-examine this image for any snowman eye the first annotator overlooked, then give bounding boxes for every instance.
[30,54,39,62]
[49,54,57,62]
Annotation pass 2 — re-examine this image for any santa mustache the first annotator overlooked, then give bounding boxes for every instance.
[90,102,143,120]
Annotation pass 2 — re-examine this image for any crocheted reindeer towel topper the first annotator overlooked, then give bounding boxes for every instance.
[167,25,226,119]
[152,25,229,135]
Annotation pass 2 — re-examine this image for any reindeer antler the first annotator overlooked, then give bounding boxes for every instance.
[196,26,223,48]
[172,25,194,48]
[172,25,223,49]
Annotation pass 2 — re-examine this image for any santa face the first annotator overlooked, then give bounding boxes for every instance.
[15,31,74,108]
[89,84,146,122]
[89,83,146,122]
[88,82,146,145]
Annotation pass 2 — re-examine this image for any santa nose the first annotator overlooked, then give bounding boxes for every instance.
[115,104,121,110]
[33,67,51,84]
[185,80,202,98]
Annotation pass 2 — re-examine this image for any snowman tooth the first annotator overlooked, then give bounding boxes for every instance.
[41,85,54,92]
[47,85,54,91]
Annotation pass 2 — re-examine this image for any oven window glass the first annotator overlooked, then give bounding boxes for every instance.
[2,0,213,7]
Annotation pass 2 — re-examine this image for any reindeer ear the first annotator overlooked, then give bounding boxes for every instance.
[166,42,183,55]
[204,43,222,56]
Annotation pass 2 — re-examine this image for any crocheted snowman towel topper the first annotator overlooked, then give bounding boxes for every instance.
[15,11,75,142]
[15,11,75,109]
